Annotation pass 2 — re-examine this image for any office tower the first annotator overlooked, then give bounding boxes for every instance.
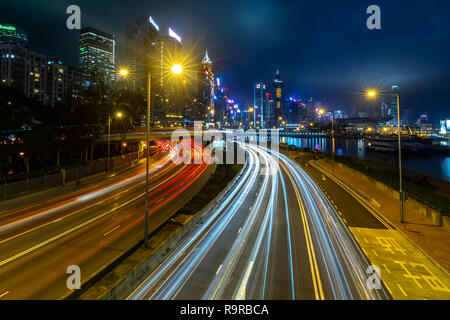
[403,109,415,126]
[264,92,274,128]
[387,101,397,124]
[0,43,46,104]
[0,24,28,47]
[79,27,115,87]
[214,76,228,127]
[125,17,160,93]
[157,31,183,124]
[198,50,214,124]
[272,69,284,127]
[285,97,302,125]
[253,82,265,128]
[381,99,388,117]
[125,17,161,125]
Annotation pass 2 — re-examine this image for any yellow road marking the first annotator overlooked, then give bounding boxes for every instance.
[216,264,222,275]
[397,283,408,297]
[282,162,324,300]
[383,283,393,295]
[103,225,121,236]
[0,192,144,267]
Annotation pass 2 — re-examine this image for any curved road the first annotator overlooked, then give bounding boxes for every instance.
[0,142,213,299]
[129,143,390,300]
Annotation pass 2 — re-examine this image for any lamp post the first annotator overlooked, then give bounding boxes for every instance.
[331,110,335,172]
[107,112,123,174]
[143,64,183,248]
[319,109,335,171]
[393,86,404,223]
[144,71,151,248]
[367,88,404,223]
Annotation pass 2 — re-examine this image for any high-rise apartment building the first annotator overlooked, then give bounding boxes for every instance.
[0,43,46,104]
[45,58,67,107]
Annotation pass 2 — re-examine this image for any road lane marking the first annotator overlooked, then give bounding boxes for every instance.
[350,227,450,299]
[309,161,392,229]
[236,261,254,300]
[216,264,222,275]
[384,283,393,295]
[103,225,121,236]
[0,291,9,298]
[0,159,180,244]
[281,161,324,300]
[397,283,408,297]
[0,192,144,267]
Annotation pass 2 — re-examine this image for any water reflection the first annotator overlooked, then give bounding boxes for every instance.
[280,137,450,182]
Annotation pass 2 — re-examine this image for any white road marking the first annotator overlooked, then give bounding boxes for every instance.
[236,261,254,300]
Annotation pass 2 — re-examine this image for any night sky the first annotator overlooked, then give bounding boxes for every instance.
[1,0,449,121]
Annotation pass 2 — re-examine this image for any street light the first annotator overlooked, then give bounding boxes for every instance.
[119,69,128,77]
[107,111,124,174]
[171,64,182,75]
[367,88,404,223]
[367,90,377,98]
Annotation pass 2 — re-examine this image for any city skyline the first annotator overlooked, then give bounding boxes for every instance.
[1,0,449,121]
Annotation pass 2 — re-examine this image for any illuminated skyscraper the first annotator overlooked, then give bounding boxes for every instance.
[156,32,183,124]
[272,69,284,127]
[253,82,266,128]
[0,43,46,104]
[125,17,159,93]
[199,50,214,124]
[45,58,67,107]
[0,24,28,47]
[79,27,115,87]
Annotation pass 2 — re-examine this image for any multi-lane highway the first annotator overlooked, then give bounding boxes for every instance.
[0,141,213,299]
[129,143,390,300]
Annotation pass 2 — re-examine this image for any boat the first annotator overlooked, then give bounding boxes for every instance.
[364,136,449,154]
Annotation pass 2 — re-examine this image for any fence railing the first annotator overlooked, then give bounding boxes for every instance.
[1,150,153,202]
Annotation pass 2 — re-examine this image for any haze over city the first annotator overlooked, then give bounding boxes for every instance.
[2,0,449,120]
